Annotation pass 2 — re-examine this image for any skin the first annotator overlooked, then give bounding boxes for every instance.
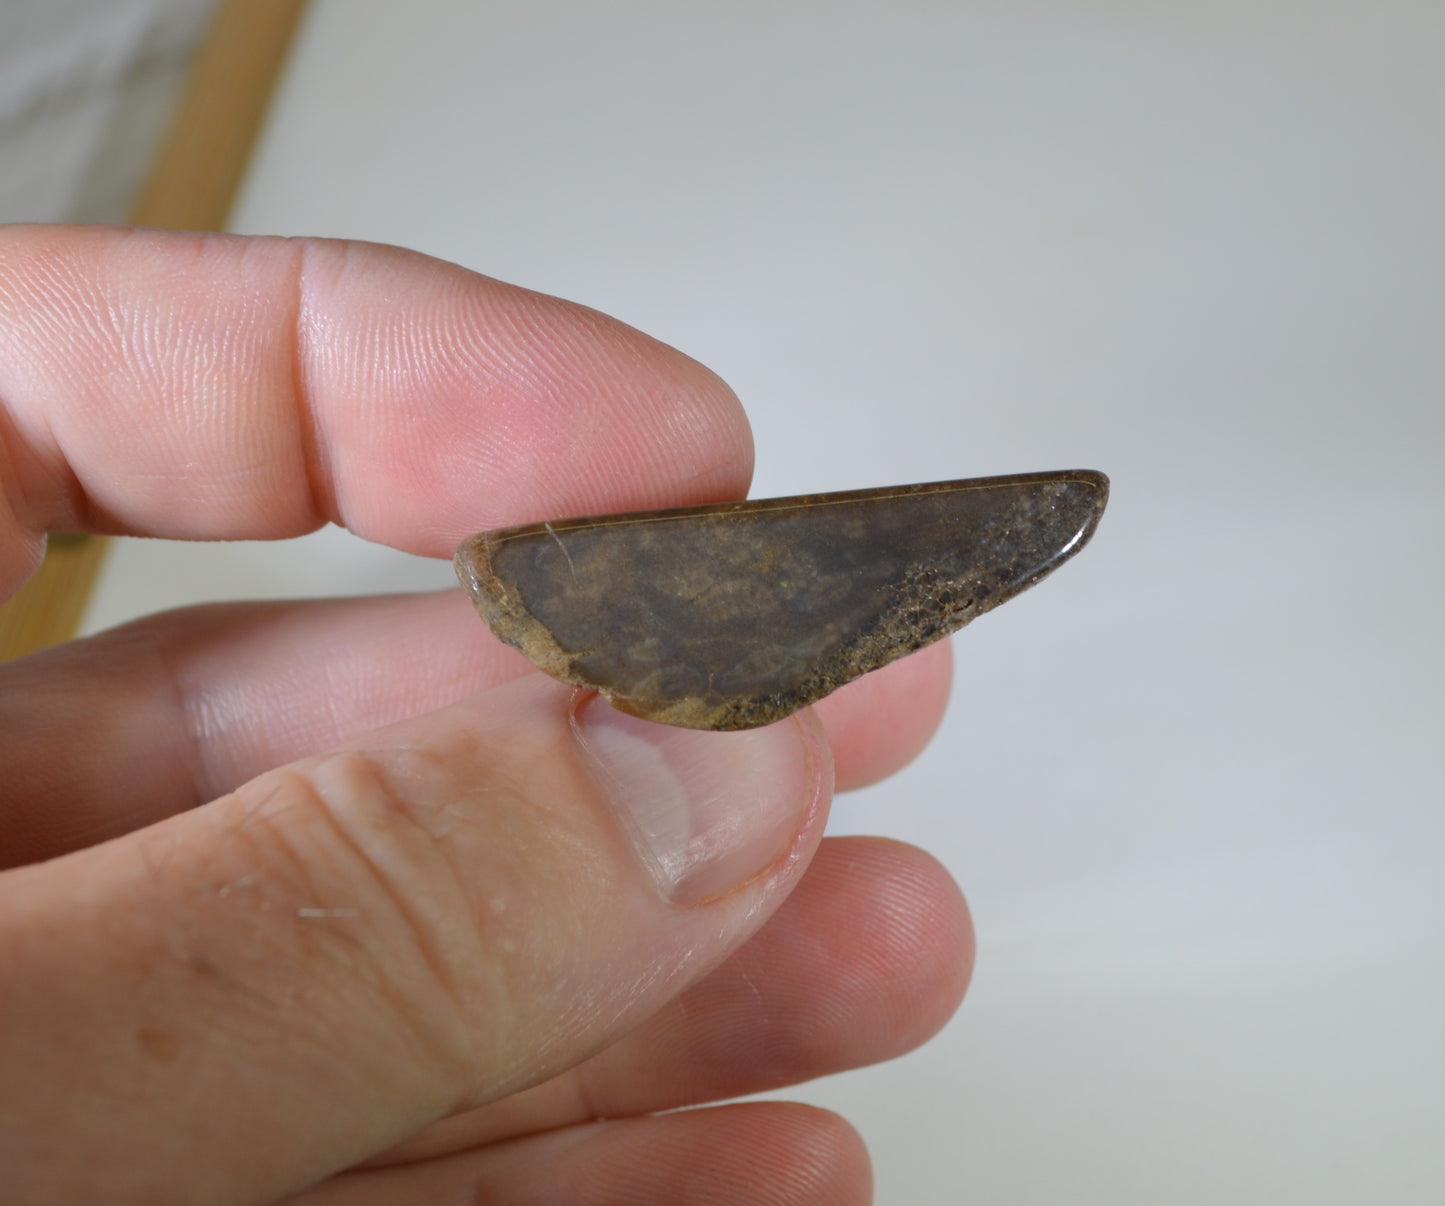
[0,226,972,1205]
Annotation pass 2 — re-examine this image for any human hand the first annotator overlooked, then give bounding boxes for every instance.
[0,227,972,1204]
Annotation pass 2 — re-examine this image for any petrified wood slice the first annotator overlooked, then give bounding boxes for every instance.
[455,470,1108,730]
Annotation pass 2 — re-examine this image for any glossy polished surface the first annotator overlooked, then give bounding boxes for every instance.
[457,471,1108,728]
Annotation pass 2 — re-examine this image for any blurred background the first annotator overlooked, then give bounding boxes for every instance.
[0,0,215,223]
[4,2,1443,1201]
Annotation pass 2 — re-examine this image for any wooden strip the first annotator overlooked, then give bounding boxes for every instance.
[0,535,110,661]
[131,0,310,231]
[0,0,310,662]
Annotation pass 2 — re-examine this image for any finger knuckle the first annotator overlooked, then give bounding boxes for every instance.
[231,748,504,1080]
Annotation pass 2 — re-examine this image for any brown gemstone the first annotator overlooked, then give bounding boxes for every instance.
[455,470,1109,730]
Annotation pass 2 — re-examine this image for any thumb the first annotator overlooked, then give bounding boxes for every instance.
[0,674,831,1204]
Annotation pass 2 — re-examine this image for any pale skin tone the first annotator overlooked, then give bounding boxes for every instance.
[0,226,972,1205]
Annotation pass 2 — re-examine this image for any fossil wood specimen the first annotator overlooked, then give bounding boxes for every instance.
[456,470,1108,729]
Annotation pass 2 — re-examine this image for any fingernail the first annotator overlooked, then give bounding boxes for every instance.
[574,698,824,905]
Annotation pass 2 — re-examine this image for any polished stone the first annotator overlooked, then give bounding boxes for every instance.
[456,470,1109,729]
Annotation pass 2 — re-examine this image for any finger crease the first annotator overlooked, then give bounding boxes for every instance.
[286,239,336,528]
[570,1061,607,1126]
[283,759,480,1074]
[151,625,220,809]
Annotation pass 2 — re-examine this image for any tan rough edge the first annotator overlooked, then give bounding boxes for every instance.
[0,0,310,662]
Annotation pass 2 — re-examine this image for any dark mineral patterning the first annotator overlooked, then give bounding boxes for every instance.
[456,470,1109,729]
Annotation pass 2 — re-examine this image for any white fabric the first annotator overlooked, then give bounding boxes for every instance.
[0,0,218,222]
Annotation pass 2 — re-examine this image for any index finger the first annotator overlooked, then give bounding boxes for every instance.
[0,226,753,594]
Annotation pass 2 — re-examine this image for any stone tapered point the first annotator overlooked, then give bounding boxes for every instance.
[455,470,1109,730]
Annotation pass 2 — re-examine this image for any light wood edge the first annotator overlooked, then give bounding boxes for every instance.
[0,0,311,662]
[130,0,311,232]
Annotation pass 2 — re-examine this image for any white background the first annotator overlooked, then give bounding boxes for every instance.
[0,0,216,225]
[77,1,1445,1201]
